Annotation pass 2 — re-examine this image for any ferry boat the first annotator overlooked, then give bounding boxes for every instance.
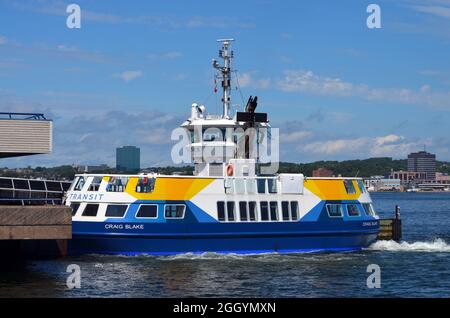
[65,39,380,255]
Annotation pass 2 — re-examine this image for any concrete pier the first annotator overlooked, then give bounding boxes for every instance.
[0,205,72,259]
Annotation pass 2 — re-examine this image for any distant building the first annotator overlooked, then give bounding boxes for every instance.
[407,150,436,180]
[389,170,427,185]
[434,173,450,185]
[116,146,140,172]
[83,164,111,173]
[364,176,401,192]
[312,168,333,177]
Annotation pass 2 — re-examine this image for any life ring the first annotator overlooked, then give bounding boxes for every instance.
[226,164,234,176]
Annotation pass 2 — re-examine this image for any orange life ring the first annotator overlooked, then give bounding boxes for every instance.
[226,164,234,176]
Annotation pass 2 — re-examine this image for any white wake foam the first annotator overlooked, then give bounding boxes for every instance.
[368,238,450,252]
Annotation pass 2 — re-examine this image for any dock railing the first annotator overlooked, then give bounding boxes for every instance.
[0,177,72,206]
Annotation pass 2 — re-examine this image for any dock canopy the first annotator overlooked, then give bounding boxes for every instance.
[0,112,52,158]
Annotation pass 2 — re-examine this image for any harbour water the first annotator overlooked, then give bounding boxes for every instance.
[0,192,449,298]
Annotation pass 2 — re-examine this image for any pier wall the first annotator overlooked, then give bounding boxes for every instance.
[0,205,72,259]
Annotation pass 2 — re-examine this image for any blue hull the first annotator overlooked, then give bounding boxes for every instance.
[68,231,378,255]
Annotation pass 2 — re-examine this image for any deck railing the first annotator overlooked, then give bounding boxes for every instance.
[0,177,71,206]
[0,112,47,120]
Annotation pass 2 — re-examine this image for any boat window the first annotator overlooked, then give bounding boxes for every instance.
[290,201,299,221]
[235,179,245,194]
[136,177,155,193]
[136,205,158,218]
[74,177,86,191]
[88,176,103,192]
[356,180,366,193]
[282,201,290,221]
[82,204,99,217]
[13,179,29,190]
[107,176,129,192]
[70,203,80,216]
[343,180,356,194]
[29,180,46,191]
[260,201,269,221]
[326,204,343,218]
[362,203,377,217]
[217,201,225,221]
[239,201,248,221]
[268,179,277,194]
[257,179,266,194]
[224,178,234,194]
[105,204,128,218]
[270,201,278,221]
[246,179,256,194]
[346,204,360,217]
[226,202,235,221]
[249,201,257,221]
[165,204,185,219]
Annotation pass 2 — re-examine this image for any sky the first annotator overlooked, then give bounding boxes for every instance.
[0,0,450,168]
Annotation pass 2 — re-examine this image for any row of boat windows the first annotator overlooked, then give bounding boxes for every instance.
[73,176,367,196]
[70,203,186,219]
[74,176,156,193]
[326,203,377,218]
[217,201,300,222]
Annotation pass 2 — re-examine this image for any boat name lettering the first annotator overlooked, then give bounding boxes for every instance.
[105,224,144,230]
[362,221,378,227]
[69,193,105,201]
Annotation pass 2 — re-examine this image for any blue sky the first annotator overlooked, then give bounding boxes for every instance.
[1,0,450,167]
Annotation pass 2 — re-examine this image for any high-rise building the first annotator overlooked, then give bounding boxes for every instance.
[407,150,436,180]
[116,146,140,172]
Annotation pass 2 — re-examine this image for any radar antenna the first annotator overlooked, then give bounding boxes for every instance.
[212,39,234,119]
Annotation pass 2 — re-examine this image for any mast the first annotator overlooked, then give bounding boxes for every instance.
[213,39,234,119]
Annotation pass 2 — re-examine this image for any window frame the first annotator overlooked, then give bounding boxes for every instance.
[105,204,129,218]
[164,204,186,219]
[81,203,100,217]
[290,201,299,221]
[135,204,159,219]
[269,201,279,221]
[70,203,80,216]
[260,201,269,221]
[326,204,344,218]
[248,201,257,221]
[346,204,361,217]
[217,201,226,221]
[343,179,356,194]
[239,201,248,222]
[226,201,235,222]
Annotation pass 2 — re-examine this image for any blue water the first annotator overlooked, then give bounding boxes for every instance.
[0,193,449,297]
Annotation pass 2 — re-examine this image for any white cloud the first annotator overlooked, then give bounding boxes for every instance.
[277,69,450,109]
[412,5,450,19]
[301,134,425,158]
[278,70,353,96]
[237,72,271,90]
[280,131,313,143]
[147,51,183,60]
[113,70,144,82]
[0,35,7,45]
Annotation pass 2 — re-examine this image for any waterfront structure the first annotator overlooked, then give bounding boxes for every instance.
[0,113,52,158]
[65,40,379,255]
[389,170,427,185]
[116,146,140,172]
[407,150,436,180]
[364,176,401,192]
[312,168,333,177]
